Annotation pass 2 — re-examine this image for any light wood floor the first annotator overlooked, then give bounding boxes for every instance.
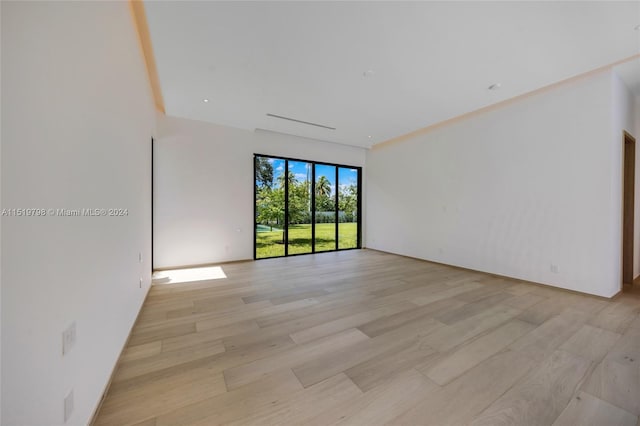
[94,250,640,426]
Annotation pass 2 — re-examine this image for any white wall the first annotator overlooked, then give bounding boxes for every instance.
[637,96,640,144]
[0,2,3,422]
[612,72,638,281]
[0,4,3,425]
[366,71,624,297]
[635,93,640,280]
[2,2,155,425]
[637,96,640,141]
[154,116,366,268]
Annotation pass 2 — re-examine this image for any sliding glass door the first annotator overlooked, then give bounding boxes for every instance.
[255,157,286,258]
[314,164,336,252]
[254,154,361,259]
[338,167,359,249]
[287,160,313,255]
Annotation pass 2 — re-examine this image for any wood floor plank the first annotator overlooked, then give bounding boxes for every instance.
[470,350,591,426]
[109,333,297,394]
[423,319,535,385]
[253,289,375,328]
[306,369,437,426]
[131,419,156,426]
[195,298,316,332]
[589,300,640,333]
[452,285,503,303]
[269,288,330,305]
[509,309,589,362]
[153,369,303,426]
[129,322,197,347]
[504,282,538,296]
[392,349,538,425]
[345,338,440,392]
[223,373,363,426]
[289,300,417,344]
[582,358,640,415]
[113,339,226,383]
[120,341,162,363]
[165,296,246,320]
[93,250,640,426]
[293,316,443,388]
[137,300,273,333]
[474,276,519,290]
[604,323,640,366]
[223,327,369,390]
[553,391,638,426]
[433,292,512,325]
[411,281,485,306]
[357,296,465,338]
[517,297,567,325]
[502,291,547,310]
[559,324,621,362]
[368,279,431,298]
[630,303,640,329]
[222,299,413,351]
[96,367,227,426]
[161,320,259,353]
[561,293,609,315]
[421,304,522,352]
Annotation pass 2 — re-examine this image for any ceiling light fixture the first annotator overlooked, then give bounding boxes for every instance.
[368,135,372,139]
[203,99,209,103]
[488,83,502,90]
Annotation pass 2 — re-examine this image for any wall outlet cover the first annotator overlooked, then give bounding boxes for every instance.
[64,389,74,422]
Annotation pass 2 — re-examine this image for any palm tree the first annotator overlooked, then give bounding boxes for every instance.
[316,176,331,198]
[277,170,296,189]
[315,176,334,213]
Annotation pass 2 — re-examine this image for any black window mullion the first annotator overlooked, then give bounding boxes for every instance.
[284,159,289,257]
[254,153,361,260]
[335,166,339,250]
[357,168,362,249]
[253,156,258,260]
[311,165,316,253]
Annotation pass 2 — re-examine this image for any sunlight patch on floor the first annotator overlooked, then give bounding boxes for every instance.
[152,266,227,284]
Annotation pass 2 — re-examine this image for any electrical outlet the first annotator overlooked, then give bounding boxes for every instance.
[550,264,559,273]
[62,322,76,356]
[64,389,74,422]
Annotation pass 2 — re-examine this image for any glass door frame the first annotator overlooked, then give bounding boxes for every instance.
[254,153,362,259]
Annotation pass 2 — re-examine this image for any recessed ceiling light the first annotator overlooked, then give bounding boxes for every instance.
[368,135,372,139]
[203,99,209,103]
[488,83,502,90]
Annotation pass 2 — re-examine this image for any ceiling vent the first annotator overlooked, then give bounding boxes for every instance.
[266,113,336,130]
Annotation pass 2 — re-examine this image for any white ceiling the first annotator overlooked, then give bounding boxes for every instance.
[145,1,640,148]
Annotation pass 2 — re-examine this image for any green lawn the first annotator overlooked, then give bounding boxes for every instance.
[256,223,358,258]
